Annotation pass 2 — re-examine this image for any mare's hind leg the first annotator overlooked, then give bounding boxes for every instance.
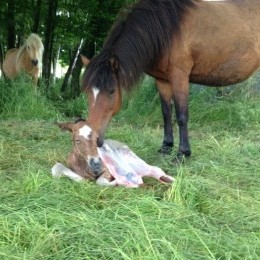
[156,79,174,154]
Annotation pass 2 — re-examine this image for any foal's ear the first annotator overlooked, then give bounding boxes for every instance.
[80,54,90,66]
[56,122,74,132]
[109,56,119,73]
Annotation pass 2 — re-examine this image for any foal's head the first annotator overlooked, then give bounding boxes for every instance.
[57,120,104,179]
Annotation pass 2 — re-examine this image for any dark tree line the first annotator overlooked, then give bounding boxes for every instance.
[0,0,134,97]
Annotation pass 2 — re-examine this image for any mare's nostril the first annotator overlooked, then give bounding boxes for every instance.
[97,137,104,147]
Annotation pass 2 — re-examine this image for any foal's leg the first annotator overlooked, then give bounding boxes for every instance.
[170,69,191,159]
[156,79,174,154]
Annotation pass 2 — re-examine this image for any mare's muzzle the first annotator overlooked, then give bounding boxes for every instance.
[88,157,103,177]
[97,136,104,147]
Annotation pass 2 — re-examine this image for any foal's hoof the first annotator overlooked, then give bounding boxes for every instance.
[158,146,172,155]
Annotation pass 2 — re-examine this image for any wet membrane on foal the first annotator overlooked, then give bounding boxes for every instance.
[96,139,174,187]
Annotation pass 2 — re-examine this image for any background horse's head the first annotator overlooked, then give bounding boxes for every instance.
[3,33,44,85]
[57,120,104,179]
[22,33,44,69]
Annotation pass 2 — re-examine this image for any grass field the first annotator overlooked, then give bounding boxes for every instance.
[0,75,259,259]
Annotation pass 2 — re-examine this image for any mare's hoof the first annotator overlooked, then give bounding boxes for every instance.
[158,146,172,155]
[173,152,191,165]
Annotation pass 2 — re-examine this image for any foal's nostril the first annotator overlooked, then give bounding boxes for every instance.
[89,157,102,175]
[31,59,38,66]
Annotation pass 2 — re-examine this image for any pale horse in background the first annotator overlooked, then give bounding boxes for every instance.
[3,33,44,87]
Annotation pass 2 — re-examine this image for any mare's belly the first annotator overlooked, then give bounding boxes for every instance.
[190,59,259,87]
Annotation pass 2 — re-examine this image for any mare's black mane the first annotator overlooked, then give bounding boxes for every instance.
[83,0,196,91]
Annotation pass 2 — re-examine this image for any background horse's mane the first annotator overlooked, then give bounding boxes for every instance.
[17,34,44,65]
[84,0,197,91]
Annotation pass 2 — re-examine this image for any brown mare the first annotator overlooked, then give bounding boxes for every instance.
[83,0,260,160]
[3,33,44,86]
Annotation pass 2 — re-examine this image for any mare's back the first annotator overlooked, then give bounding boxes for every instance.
[179,0,260,85]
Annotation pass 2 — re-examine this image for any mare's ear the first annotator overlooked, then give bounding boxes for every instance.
[74,118,85,124]
[109,56,119,73]
[80,54,90,66]
[56,122,74,132]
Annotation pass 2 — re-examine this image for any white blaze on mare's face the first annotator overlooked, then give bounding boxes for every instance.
[92,87,100,105]
[79,125,92,140]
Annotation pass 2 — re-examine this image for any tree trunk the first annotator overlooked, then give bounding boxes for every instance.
[0,43,4,76]
[52,45,61,83]
[70,41,96,98]
[16,35,23,48]
[70,56,84,97]
[61,39,84,95]
[32,0,42,33]
[7,0,16,49]
[42,0,57,87]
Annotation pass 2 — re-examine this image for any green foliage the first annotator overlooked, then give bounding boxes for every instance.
[0,76,259,259]
[116,76,162,126]
[189,78,260,130]
[0,0,132,64]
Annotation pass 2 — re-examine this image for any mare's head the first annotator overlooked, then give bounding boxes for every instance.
[82,55,122,147]
[58,120,104,179]
[23,33,44,68]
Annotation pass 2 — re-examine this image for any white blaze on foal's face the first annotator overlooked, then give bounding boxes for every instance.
[79,125,92,140]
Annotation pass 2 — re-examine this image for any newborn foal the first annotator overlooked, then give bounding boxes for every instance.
[52,120,174,187]
[52,120,113,183]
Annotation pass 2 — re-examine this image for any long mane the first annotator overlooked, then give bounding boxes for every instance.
[17,34,44,66]
[83,0,197,91]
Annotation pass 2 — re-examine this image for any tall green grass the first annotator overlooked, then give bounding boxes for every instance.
[0,75,259,259]
[0,76,59,120]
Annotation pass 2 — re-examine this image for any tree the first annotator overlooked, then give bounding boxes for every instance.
[32,0,42,33]
[0,0,135,98]
[6,0,16,49]
[42,0,58,87]
[65,0,132,97]
[60,39,84,95]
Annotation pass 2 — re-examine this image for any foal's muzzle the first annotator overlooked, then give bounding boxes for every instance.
[31,59,38,66]
[88,157,103,177]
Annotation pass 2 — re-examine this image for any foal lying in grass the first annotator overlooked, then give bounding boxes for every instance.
[52,120,174,187]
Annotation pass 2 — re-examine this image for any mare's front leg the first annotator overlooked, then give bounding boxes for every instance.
[156,79,174,154]
[170,69,191,160]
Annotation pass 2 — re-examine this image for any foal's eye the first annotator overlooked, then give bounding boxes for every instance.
[75,140,80,144]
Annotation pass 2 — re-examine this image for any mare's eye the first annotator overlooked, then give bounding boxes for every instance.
[108,88,115,96]
[75,139,80,144]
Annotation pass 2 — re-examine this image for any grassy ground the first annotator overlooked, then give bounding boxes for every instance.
[0,75,259,259]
